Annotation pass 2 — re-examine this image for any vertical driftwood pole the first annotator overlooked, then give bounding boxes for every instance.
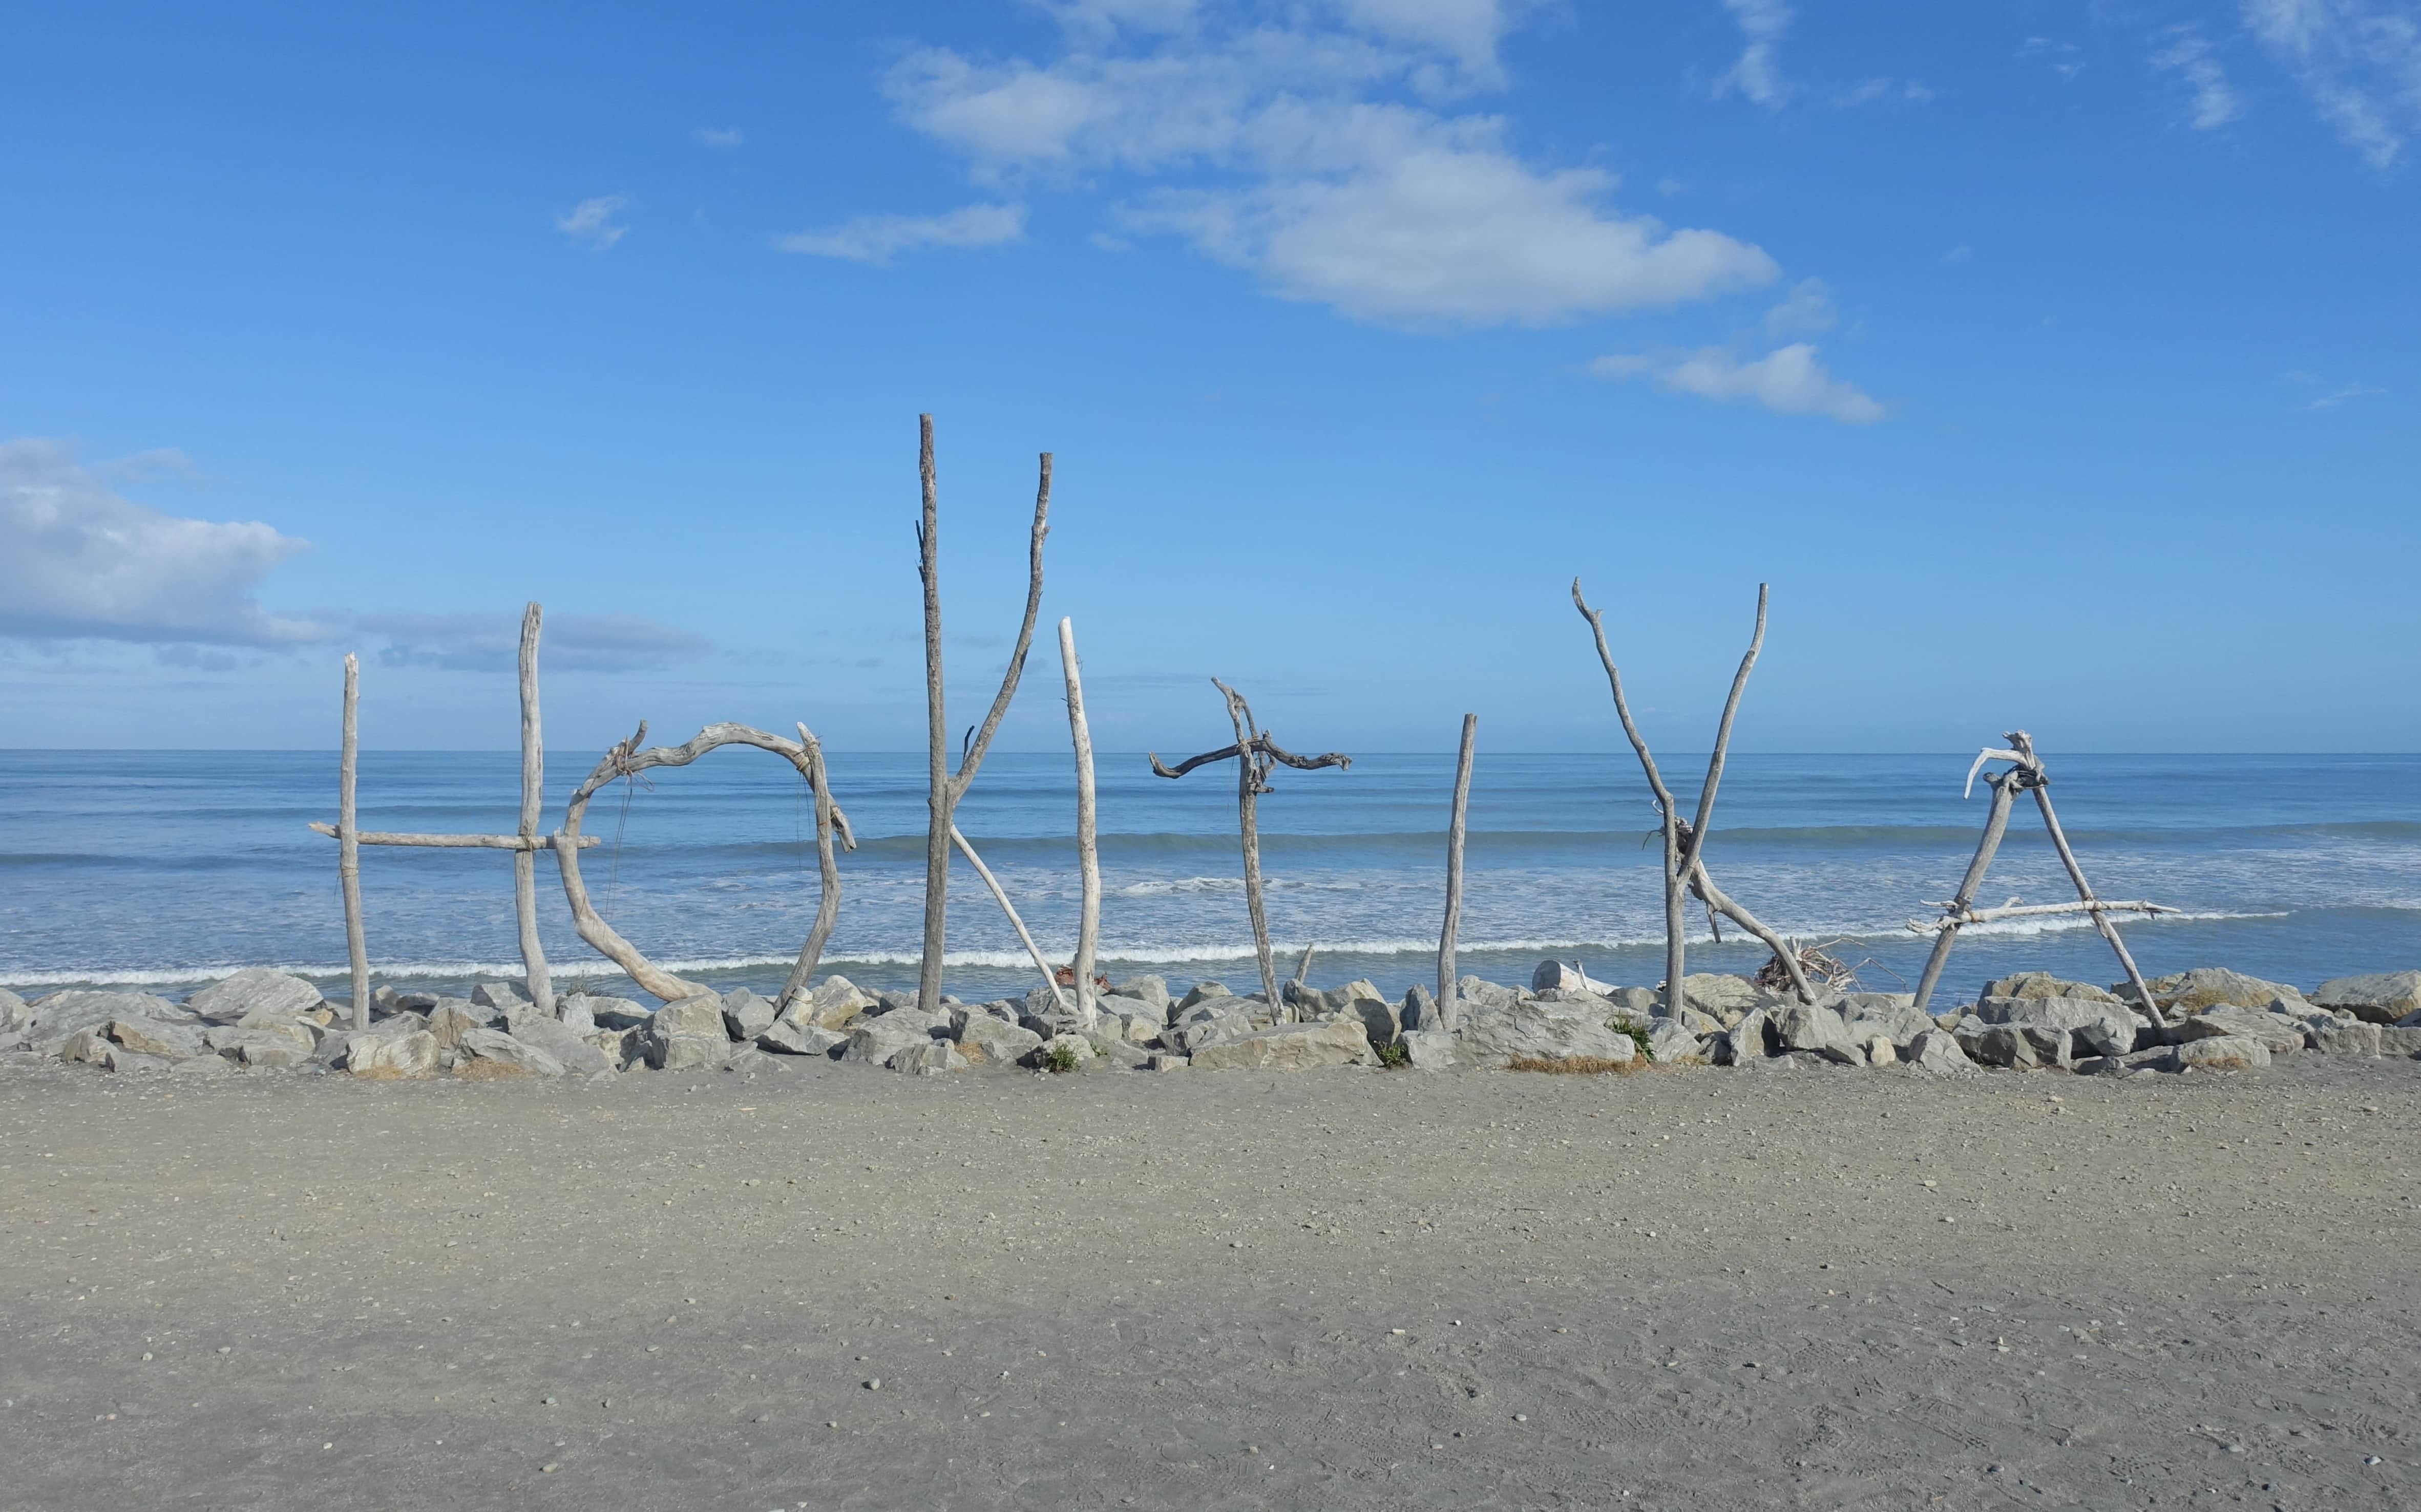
[1059,617,1100,1027]
[1437,712,1478,1033]
[339,654,369,1031]
[1217,681,1283,1016]
[778,722,846,1009]
[515,602,555,1016]
[913,417,1051,1013]
[917,415,951,1015]
[1572,582,1687,1016]
[1911,772,2018,1013]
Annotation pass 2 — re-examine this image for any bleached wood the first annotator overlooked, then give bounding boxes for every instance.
[515,602,554,1016]
[1910,771,2019,1013]
[2007,731,2167,1027]
[1685,853,1815,1002]
[950,825,1066,1010]
[556,719,856,1004]
[1437,712,1477,1033]
[914,416,1053,1014]
[310,823,598,849]
[1058,617,1100,1027]
[1571,580,1687,1016]
[776,721,852,1013]
[339,654,368,1031]
[1909,898,2177,930]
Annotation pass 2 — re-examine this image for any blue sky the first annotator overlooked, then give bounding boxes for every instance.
[3,0,2414,756]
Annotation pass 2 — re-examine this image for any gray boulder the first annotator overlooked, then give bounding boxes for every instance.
[455,1026,565,1077]
[469,981,531,1011]
[841,1010,948,1066]
[1325,992,1400,1048]
[1091,995,1166,1042]
[1398,983,1440,1033]
[1453,976,1524,1015]
[1906,1030,1974,1075]
[1833,992,1932,1048]
[1605,986,1664,1018]
[1164,996,1258,1053]
[1112,974,1170,1014]
[423,1002,481,1048]
[1081,1027,1154,1069]
[1190,1018,1374,1071]
[209,1026,315,1069]
[2311,971,2421,1026]
[1530,960,1616,994]
[345,1030,441,1078]
[1718,1008,1775,1064]
[781,975,875,1031]
[1961,1025,2040,1071]
[756,1019,847,1057]
[1976,994,2145,1057]
[504,1016,615,1075]
[641,995,735,1071]
[186,969,322,1024]
[1678,973,1764,1021]
[2308,1017,2382,1057]
[720,989,777,1042]
[563,993,651,1030]
[1399,1028,1462,1071]
[2175,1005,2306,1055]
[956,1016,1043,1066]
[0,987,29,1035]
[1647,1020,1707,1064]
[1178,979,1234,1011]
[2124,967,2304,1015]
[890,1041,970,1075]
[28,990,190,1054]
[105,1017,205,1060]
[1982,971,2121,1005]
[1456,999,1640,1069]
[1775,1002,1862,1065]
[2176,1035,2270,1072]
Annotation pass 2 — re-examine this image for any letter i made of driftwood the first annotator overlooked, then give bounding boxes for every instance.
[915,413,1052,1015]
[1437,712,1478,1033]
[312,603,595,1024]
[1571,581,1814,1012]
[1907,731,2175,1021]
[1149,680,1352,1018]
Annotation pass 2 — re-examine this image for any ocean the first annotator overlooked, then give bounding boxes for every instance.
[2,750,2415,1006]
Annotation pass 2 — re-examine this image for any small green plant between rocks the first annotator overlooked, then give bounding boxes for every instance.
[1373,1040,1410,1069]
[1043,1041,1085,1073]
[1619,1024,1654,1061]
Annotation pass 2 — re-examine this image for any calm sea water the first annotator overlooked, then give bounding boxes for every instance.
[2,751,2415,1005]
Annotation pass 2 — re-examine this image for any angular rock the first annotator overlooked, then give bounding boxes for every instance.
[1081,1028,1153,1070]
[1452,976,1524,1015]
[781,975,875,1031]
[1833,993,1933,1049]
[1399,1028,1462,1071]
[1678,974,1764,1021]
[651,996,728,1037]
[1719,1008,1775,1065]
[1190,1018,1374,1071]
[1647,1020,1708,1065]
[1863,1035,1898,1067]
[1982,971,2121,1005]
[346,1030,441,1078]
[100,1045,171,1073]
[455,1026,564,1078]
[1147,1051,1188,1072]
[186,969,323,1024]
[2017,1024,2074,1068]
[1091,995,1165,1042]
[2124,967,2304,1015]
[1456,999,1640,1069]
[2310,971,2421,1026]
[1906,1030,1974,1075]
[891,1041,969,1075]
[2377,1025,2421,1058]
[2176,1005,2306,1055]
[204,1019,315,1057]
[1976,995,2146,1057]
[425,1003,483,1049]
[1165,997,1258,1053]
[841,1011,947,1066]
[758,1019,848,1057]
[469,981,531,1011]
[1178,980,1234,1011]
[651,1033,731,1072]
[1398,983,1440,1033]
[563,993,651,1031]
[57,1027,115,1065]
[957,1016,1043,1066]
[1033,1033,1094,1069]
[504,1016,615,1075]
[2176,1035,2270,1072]
[1605,986,1664,1018]
[1962,1025,2040,1071]
[1113,974,1171,1014]
[1776,1003,1862,1065]
[2308,1017,2382,1057]
[0,987,29,1035]
[28,990,190,1053]
[551,999,598,1035]
[720,989,777,1042]
[1326,993,1400,1048]
[106,1018,205,1060]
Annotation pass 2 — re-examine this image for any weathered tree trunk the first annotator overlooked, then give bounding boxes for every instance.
[1058,617,1100,1027]
[1572,581,1687,1016]
[339,653,368,1030]
[515,602,555,1016]
[1219,680,1282,1016]
[1437,712,1477,1033]
[2009,732,2167,1028]
[914,415,1052,1014]
[776,722,847,1012]
[951,826,1065,1009]
[1911,772,2018,1013]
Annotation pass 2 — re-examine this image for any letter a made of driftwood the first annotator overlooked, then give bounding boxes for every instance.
[555,720,854,1007]
[1908,731,2174,1022]
[1570,581,1815,1013]
[1148,679,1351,1017]
[915,414,1051,1014]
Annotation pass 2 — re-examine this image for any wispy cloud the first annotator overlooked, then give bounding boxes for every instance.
[880,2,1780,327]
[2153,26,2245,131]
[556,194,631,250]
[1592,344,1885,424]
[774,203,1027,264]
[0,439,321,646]
[1830,76,1935,107]
[690,125,746,149]
[1762,277,1837,338]
[354,611,711,673]
[2243,0,2421,170]
[2285,369,2389,408]
[1712,0,1794,108]
[2022,36,2087,81]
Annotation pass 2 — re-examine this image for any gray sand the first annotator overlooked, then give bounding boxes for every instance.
[5,1054,2419,1510]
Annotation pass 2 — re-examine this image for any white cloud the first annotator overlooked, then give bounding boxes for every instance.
[774,203,1027,264]
[1592,344,1886,424]
[881,5,1779,327]
[2022,36,2088,81]
[691,126,746,149]
[2243,0,2421,169]
[2285,370,2388,407]
[1713,0,1794,109]
[556,194,631,250]
[0,439,321,645]
[1762,276,1836,338]
[1831,76,1935,107]
[2153,27,2245,131]
[355,611,711,673]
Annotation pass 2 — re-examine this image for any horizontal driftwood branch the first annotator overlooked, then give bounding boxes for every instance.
[1907,898,2178,933]
[309,822,600,850]
[1147,736,1354,780]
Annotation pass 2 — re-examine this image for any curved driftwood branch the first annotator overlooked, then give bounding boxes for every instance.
[1059,618,1100,1027]
[556,719,843,1005]
[776,721,855,1013]
[515,602,555,1015]
[1573,579,1686,1016]
[950,825,1066,1009]
[1683,850,1814,1002]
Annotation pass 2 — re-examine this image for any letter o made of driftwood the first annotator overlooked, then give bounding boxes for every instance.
[555,720,851,1005]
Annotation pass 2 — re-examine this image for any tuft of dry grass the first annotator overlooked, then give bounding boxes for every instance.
[1506,1054,1639,1075]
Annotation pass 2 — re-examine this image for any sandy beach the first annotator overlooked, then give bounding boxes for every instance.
[5,1052,2418,1510]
